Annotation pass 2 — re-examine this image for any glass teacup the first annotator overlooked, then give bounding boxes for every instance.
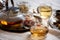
[30,23,48,40]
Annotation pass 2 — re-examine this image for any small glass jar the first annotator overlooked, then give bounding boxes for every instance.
[18,2,29,14]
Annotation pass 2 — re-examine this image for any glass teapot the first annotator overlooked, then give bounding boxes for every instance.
[0,8,24,30]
